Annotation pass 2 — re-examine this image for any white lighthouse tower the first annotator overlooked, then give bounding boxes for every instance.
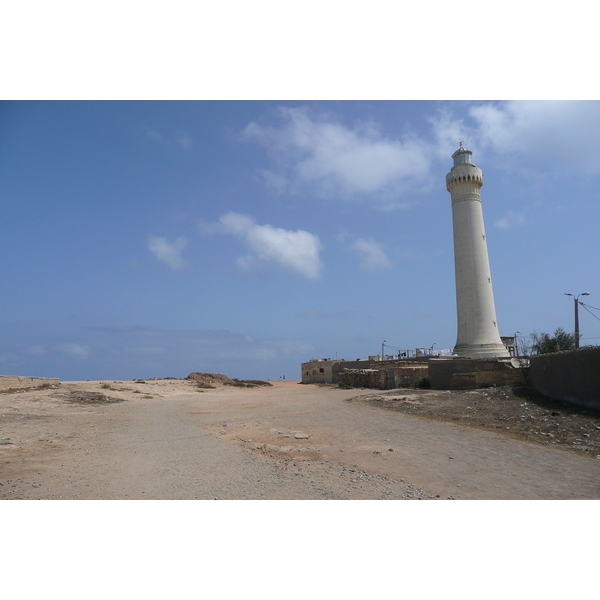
[446,145,508,359]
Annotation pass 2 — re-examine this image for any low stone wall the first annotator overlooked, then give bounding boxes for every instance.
[429,359,528,390]
[0,375,60,393]
[338,362,429,390]
[530,347,600,410]
[370,361,429,390]
[338,358,529,391]
[337,369,380,389]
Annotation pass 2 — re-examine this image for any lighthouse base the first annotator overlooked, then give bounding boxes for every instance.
[453,342,510,360]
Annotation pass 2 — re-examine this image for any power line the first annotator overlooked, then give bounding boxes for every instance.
[580,301,600,311]
[580,303,600,323]
[382,343,407,351]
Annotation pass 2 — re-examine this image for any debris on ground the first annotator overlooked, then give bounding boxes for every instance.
[65,391,125,404]
[349,385,600,459]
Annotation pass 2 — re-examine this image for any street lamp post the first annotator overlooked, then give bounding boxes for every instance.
[430,342,437,356]
[565,292,590,349]
[514,331,521,356]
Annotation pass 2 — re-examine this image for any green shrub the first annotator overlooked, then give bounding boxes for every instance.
[413,377,430,389]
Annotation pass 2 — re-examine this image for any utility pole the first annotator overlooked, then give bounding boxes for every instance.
[381,340,386,361]
[575,298,581,349]
[565,292,590,349]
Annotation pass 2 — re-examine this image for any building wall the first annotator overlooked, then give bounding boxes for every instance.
[530,347,600,410]
[0,375,60,393]
[337,369,380,388]
[337,362,429,390]
[375,361,429,389]
[301,360,371,384]
[428,358,528,390]
[301,361,332,384]
[304,357,529,390]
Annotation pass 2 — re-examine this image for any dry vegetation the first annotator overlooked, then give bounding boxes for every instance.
[185,372,273,390]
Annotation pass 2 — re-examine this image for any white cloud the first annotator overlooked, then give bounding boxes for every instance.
[145,128,193,150]
[147,236,189,270]
[26,345,47,357]
[254,169,288,194]
[350,237,394,270]
[243,106,432,203]
[146,129,163,141]
[218,212,323,279]
[494,210,526,229]
[427,107,470,159]
[100,326,313,366]
[336,230,352,245]
[57,343,91,359]
[123,346,166,355]
[425,101,600,177]
[0,351,20,364]
[470,101,600,174]
[299,309,357,320]
[242,102,600,208]
[177,131,193,150]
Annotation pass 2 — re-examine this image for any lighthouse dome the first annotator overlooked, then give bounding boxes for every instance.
[452,146,473,166]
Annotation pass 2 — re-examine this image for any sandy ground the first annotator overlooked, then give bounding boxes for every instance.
[1,378,599,500]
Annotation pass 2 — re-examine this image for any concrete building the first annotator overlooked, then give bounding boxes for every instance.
[301,359,372,384]
[446,145,509,359]
[501,336,518,356]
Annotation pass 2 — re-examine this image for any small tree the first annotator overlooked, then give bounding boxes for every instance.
[530,327,576,355]
[518,334,533,356]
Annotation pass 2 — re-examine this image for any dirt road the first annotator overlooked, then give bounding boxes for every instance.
[1,379,599,499]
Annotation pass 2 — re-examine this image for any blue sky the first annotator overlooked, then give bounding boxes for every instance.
[1,100,599,380]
